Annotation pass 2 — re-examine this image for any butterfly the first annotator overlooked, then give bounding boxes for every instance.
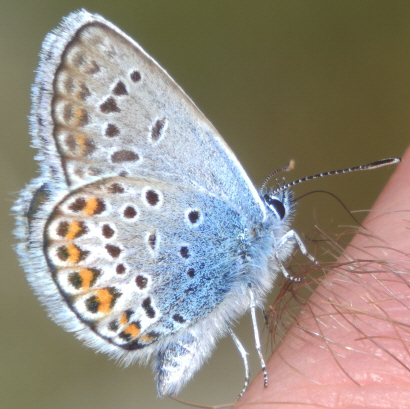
[13,9,400,398]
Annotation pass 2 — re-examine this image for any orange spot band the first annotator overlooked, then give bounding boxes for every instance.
[67,243,80,264]
[124,323,140,339]
[74,108,87,126]
[119,313,129,326]
[66,221,81,241]
[83,198,98,215]
[97,289,113,314]
[76,133,86,154]
[79,269,93,290]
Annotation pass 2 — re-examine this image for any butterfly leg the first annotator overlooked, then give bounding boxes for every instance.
[277,229,318,281]
[249,287,268,388]
[278,229,317,264]
[228,327,250,399]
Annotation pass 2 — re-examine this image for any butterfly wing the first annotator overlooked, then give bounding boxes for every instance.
[14,10,278,396]
[31,9,265,219]
[43,175,256,350]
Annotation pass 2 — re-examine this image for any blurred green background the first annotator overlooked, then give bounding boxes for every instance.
[2,1,409,408]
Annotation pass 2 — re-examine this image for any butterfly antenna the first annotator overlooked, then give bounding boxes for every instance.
[260,160,295,194]
[270,157,401,196]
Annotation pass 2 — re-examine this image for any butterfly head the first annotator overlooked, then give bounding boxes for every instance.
[262,187,294,222]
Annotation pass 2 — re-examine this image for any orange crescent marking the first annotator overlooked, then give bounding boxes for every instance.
[119,313,129,326]
[96,289,113,314]
[79,269,94,290]
[74,108,87,127]
[123,323,140,339]
[67,243,80,264]
[75,133,86,155]
[83,198,98,215]
[66,221,81,241]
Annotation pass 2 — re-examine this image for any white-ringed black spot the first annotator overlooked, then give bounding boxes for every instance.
[124,206,137,219]
[142,297,155,318]
[148,232,156,250]
[112,81,128,96]
[172,314,186,323]
[105,123,120,137]
[102,224,115,239]
[130,70,141,82]
[100,97,120,113]
[188,210,200,224]
[136,275,148,289]
[187,268,195,278]
[105,244,121,258]
[151,118,167,141]
[116,264,126,274]
[146,190,159,206]
[180,246,190,259]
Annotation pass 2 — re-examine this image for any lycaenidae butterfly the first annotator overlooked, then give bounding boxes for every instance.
[13,9,400,398]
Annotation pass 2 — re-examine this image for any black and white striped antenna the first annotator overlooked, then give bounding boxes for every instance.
[261,158,401,196]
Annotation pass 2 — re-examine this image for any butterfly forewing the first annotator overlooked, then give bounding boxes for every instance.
[40,14,264,219]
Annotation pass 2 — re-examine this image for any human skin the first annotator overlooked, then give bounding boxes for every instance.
[236,146,410,409]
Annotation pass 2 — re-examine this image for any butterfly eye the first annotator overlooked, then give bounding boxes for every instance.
[264,195,286,220]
